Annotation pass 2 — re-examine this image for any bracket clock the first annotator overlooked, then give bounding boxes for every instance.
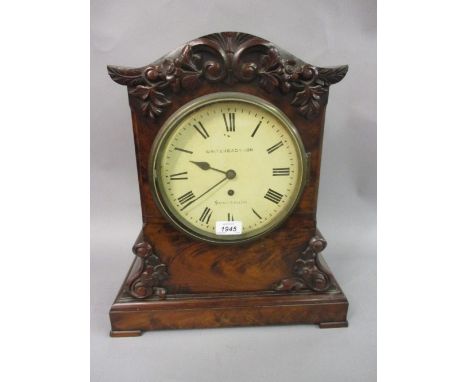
[107,32,349,336]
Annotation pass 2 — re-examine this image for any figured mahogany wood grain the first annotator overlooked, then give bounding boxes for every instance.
[144,213,314,293]
[110,302,348,332]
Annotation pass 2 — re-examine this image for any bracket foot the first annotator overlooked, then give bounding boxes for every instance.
[110,329,143,337]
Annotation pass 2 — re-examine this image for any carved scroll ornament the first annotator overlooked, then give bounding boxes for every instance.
[127,239,168,299]
[273,230,334,293]
[108,32,348,120]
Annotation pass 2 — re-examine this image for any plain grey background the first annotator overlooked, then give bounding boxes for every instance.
[91,0,376,381]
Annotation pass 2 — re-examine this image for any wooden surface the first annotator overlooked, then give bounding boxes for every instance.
[110,253,348,335]
[107,32,349,335]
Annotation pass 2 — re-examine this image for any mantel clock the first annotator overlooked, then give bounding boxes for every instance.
[107,32,349,336]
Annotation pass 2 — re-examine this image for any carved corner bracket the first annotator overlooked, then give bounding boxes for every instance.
[273,230,335,293]
[108,31,348,121]
[126,237,169,299]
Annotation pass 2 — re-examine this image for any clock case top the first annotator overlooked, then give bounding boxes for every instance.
[108,32,348,296]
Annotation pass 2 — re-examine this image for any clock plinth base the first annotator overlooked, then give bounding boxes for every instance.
[109,259,348,337]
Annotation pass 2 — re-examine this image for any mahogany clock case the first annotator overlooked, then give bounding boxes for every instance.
[106,31,349,336]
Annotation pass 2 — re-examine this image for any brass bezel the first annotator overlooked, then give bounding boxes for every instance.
[148,92,308,244]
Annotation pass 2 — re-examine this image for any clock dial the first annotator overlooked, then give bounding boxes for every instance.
[150,93,307,243]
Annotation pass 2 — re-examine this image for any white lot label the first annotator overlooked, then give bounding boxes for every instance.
[215,221,243,235]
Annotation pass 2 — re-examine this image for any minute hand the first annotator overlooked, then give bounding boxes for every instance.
[180,176,228,211]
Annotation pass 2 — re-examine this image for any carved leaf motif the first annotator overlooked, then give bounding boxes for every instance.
[129,85,151,100]
[149,90,171,106]
[130,86,171,119]
[258,48,283,93]
[108,33,348,121]
[292,85,326,119]
[261,48,281,69]
[107,66,144,87]
[259,73,279,93]
[291,88,310,107]
[177,45,202,73]
[317,65,349,85]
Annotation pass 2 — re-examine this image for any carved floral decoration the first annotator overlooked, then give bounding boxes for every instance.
[108,32,348,120]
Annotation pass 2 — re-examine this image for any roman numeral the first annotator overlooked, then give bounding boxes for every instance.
[252,208,262,219]
[266,141,284,154]
[193,122,209,139]
[199,207,212,224]
[251,121,262,137]
[177,191,195,205]
[272,168,290,176]
[227,212,234,221]
[174,147,193,154]
[170,171,188,180]
[264,188,283,204]
[223,113,235,132]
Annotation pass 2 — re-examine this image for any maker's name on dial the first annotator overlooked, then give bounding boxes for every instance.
[205,148,253,154]
[214,200,248,205]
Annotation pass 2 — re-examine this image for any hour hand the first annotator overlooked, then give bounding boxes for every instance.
[190,161,227,175]
[190,161,212,171]
[190,161,236,179]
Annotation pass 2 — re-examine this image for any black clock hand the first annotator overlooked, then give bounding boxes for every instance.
[190,161,237,180]
[180,176,228,211]
[190,161,227,176]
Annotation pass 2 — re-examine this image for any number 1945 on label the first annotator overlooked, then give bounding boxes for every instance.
[215,221,243,235]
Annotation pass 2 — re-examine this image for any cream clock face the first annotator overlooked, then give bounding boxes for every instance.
[149,93,307,243]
